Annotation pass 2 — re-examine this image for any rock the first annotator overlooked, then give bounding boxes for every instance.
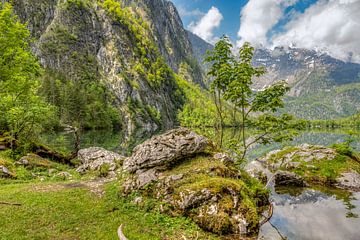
[213,152,234,165]
[274,171,307,187]
[245,160,269,183]
[123,128,210,173]
[56,171,72,180]
[336,171,360,191]
[76,147,125,174]
[120,127,270,236]
[16,158,30,166]
[262,144,337,171]
[16,154,52,168]
[0,165,12,178]
[121,129,269,237]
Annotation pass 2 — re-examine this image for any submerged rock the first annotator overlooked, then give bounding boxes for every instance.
[246,144,360,191]
[122,128,269,236]
[274,171,307,187]
[76,147,125,174]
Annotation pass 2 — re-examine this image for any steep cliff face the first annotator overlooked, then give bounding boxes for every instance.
[187,30,213,72]
[6,0,204,136]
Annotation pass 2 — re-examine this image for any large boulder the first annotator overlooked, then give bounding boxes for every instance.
[121,129,269,237]
[76,147,125,174]
[123,128,210,173]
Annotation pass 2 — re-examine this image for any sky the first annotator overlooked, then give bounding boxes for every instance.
[171,0,360,63]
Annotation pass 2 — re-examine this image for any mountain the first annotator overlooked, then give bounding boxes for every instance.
[252,47,360,119]
[5,0,205,136]
[187,30,213,72]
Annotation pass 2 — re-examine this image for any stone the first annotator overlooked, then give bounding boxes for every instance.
[244,160,269,184]
[121,129,269,237]
[16,154,52,168]
[336,171,360,191]
[16,158,30,166]
[76,147,125,174]
[274,171,307,187]
[123,128,210,173]
[0,165,12,178]
[56,171,72,180]
[213,152,234,164]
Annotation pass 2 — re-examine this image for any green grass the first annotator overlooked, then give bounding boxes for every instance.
[0,150,82,183]
[0,181,218,240]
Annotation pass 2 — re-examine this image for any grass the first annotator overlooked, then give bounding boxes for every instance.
[0,150,82,184]
[0,181,219,240]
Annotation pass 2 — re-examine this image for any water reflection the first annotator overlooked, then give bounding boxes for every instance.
[259,187,360,240]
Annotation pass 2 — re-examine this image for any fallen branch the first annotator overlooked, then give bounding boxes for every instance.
[117,224,128,240]
[0,201,21,206]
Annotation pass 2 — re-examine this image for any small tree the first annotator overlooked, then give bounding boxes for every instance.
[206,37,296,161]
[205,36,233,147]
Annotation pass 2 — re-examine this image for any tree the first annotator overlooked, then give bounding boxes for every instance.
[0,3,53,150]
[206,37,296,161]
[205,36,233,147]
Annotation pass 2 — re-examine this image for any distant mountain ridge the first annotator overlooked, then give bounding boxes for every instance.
[188,35,360,119]
[252,47,360,119]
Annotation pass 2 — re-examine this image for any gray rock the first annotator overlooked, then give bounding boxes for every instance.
[76,147,125,174]
[15,158,30,166]
[336,171,360,191]
[123,128,209,173]
[56,171,72,180]
[213,152,234,164]
[274,171,307,187]
[0,165,12,178]
[260,144,337,173]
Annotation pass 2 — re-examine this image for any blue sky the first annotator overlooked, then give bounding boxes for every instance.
[170,0,360,63]
[171,0,248,41]
[171,0,317,43]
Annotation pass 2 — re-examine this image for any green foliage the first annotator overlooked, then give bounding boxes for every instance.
[205,37,295,161]
[98,163,111,177]
[0,3,54,149]
[40,71,122,130]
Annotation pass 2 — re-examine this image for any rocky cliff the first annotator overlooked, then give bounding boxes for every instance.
[5,0,204,136]
[252,47,360,119]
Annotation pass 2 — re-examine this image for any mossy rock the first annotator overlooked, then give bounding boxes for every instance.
[256,144,360,189]
[16,154,55,169]
[124,154,269,237]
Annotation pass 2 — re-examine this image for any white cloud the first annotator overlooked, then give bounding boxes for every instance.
[188,6,223,44]
[237,0,298,47]
[272,0,360,63]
